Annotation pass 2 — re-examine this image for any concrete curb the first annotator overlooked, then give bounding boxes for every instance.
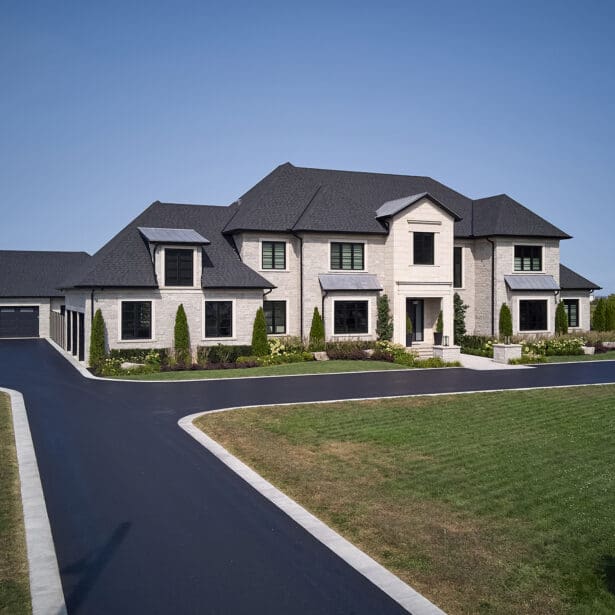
[179,412,447,615]
[1,388,67,615]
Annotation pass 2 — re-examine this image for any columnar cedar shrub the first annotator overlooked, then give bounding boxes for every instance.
[606,296,615,331]
[435,310,444,333]
[376,294,393,341]
[308,307,325,351]
[453,292,468,345]
[251,307,269,356]
[89,308,106,371]
[499,303,513,339]
[174,304,191,367]
[592,299,606,331]
[555,301,568,335]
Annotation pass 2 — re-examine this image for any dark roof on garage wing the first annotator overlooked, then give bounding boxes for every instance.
[222,163,571,239]
[559,264,601,290]
[61,201,274,290]
[0,251,90,298]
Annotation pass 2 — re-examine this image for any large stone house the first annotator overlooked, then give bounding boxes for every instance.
[0,163,600,364]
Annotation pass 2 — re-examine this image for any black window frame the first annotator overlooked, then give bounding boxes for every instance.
[121,301,152,340]
[261,241,286,270]
[334,301,369,335]
[204,301,233,338]
[514,245,542,272]
[519,300,548,332]
[165,248,194,287]
[453,246,463,288]
[563,299,579,328]
[263,300,286,334]
[413,232,435,265]
[330,242,365,271]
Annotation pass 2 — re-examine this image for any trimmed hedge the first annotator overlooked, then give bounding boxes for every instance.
[89,309,106,371]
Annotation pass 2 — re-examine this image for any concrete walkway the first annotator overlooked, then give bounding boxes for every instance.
[458,352,531,370]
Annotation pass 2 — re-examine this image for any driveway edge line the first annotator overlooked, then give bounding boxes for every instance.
[179,412,446,615]
[0,387,67,615]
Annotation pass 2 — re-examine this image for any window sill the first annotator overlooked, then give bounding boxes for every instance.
[117,338,156,343]
[259,269,289,273]
[203,337,237,342]
[518,330,550,334]
[332,333,370,337]
[410,264,438,267]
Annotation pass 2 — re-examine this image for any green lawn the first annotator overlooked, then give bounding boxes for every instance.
[545,351,615,363]
[196,386,615,615]
[115,359,410,380]
[0,393,31,615]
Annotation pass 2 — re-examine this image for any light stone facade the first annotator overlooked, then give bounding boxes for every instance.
[45,201,596,365]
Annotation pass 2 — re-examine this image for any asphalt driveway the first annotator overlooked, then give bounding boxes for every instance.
[1,339,614,614]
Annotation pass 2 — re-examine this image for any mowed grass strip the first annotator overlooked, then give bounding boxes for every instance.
[196,386,615,615]
[0,393,31,614]
[116,359,409,380]
[544,351,615,363]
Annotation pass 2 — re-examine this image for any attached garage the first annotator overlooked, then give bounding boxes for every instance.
[0,250,90,344]
[0,306,40,338]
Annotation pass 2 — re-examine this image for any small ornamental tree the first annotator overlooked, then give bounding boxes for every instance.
[453,292,468,345]
[555,301,568,335]
[376,294,393,341]
[592,298,606,331]
[308,307,325,351]
[89,308,106,371]
[174,304,191,367]
[251,307,269,356]
[499,303,513,340]
[606,296,615,331]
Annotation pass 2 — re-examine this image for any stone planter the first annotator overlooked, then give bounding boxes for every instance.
[581,346,595,355]
[433,345,461,362]
[493,343,522,364]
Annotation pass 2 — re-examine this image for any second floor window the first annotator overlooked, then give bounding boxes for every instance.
[165,249,194,286]
[514,245,542,272]
[262,241,286,269]
[330,242,364,270]
[413,232,434,265]
[453,246,463,288]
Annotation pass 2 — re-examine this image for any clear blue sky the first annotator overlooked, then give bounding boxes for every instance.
[2,1,614,293]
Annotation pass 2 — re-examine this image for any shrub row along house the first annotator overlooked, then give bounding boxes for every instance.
[0,163,601,365]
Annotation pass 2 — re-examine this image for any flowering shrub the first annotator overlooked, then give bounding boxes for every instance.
[522,337,585,356]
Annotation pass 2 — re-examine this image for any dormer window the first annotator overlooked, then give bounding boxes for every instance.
[165,249,194,286]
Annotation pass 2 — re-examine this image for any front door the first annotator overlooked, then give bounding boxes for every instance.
[406,299,424,343]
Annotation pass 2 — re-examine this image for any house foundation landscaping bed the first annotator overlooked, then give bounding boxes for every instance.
[0,393,31,615]
[196,386,615,615]
[105,339,460,380]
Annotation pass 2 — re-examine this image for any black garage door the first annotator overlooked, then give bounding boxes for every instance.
[0,306,40,338]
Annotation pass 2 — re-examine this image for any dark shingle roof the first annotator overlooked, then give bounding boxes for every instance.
[472,195,571,239]
[64,202,273,290]
[0,251,90,297]
[223,163,569,239]
[559,264,601,290]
